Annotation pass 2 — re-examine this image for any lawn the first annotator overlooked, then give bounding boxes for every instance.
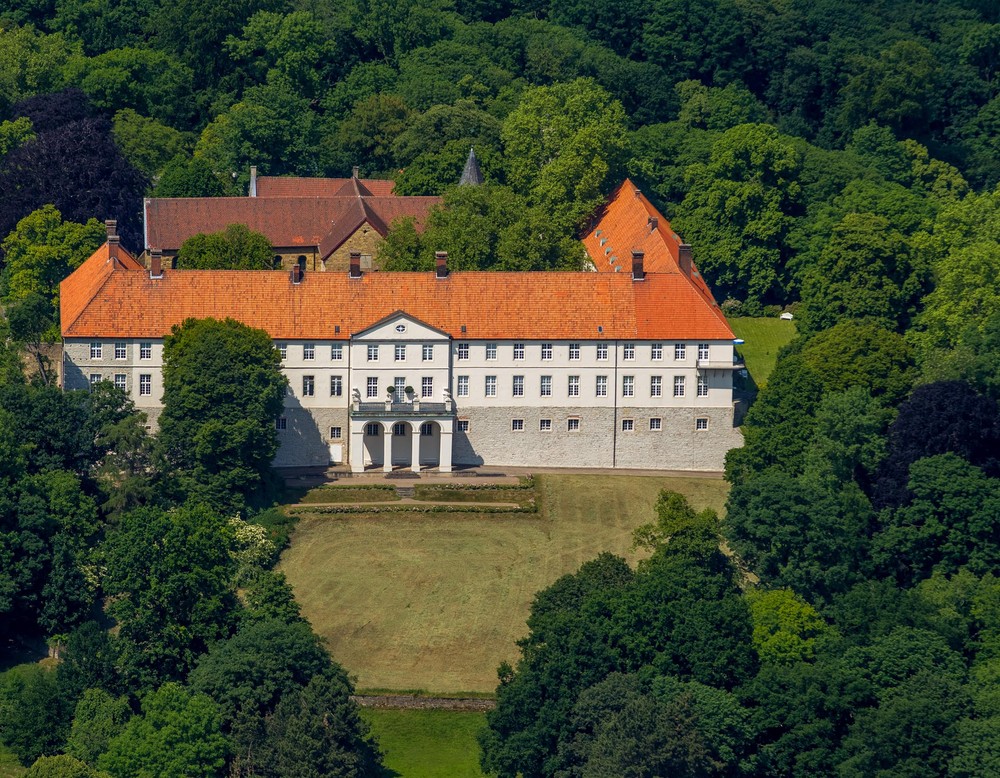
[280,473,729,693]
[0,746,24,778]
[364,709,487,778]
[728,316,797,387]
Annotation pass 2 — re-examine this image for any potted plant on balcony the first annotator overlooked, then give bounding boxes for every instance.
[405,385,417,409]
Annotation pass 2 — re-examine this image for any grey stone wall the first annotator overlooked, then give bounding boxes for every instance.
[274,406,349,467]
[614,406,743,471]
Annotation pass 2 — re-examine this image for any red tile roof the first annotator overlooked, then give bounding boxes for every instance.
[60,242,142,332]
[144,195,440,257]
[61,252,735,341]
[256,176,397,197]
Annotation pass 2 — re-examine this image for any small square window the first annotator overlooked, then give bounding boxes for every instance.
[569,343,580,360]
[457,375,469,397]
[597,343,608,360]
[420,422,434,436]
[302,376,315,396]
[458,419,470,432]
[422,344,433,361]
[541,343,553,360]
[275,417,287,430]
[114,342,126,360]
[623,343,635,360]
[395,344,406,361]
[650,417,662,431]
[303,343,315,360]
[540,376,552,397]
[367,344,379,362]
[696,417,709,430]
[486,343,497,360]
[539,419,552,432]
[330,426,342,439]
[511,419,524,431]
[513,343,525,360]
[365,422,380,436]
[330,375,343,396]
[89,373,102,386]
[139,374,151,396]
[621,419,634,432]
[90,342,102,359]
[567,418,580,432]
[113,374,126,391]
[674,344,686,360]
[457,343,469,360]
[651,343,663,360]
[331,344,343,360]
[140,342,152,359]
[485,376,497,397]
[393,422,407,436]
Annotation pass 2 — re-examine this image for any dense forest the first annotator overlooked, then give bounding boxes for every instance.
[2,0,1000,775]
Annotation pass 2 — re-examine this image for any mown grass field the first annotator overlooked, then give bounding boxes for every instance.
[364,709,487,778]
[728,316,797,386]
[0,746,24,778]
[280,473,729,693]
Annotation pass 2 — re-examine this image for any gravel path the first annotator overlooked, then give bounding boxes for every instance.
[352,694,496,711]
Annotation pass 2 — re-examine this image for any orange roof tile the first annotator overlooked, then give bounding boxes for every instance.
[60,242,141,334]
[61,247,735,342]
[256,176,397,197]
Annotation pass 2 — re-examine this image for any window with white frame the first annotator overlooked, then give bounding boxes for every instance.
[651,343,663,360]
[650,375,662,397]
[540,375,552,396]
[486,342,497,360]
[457,343,469,360]
[90,342,102,359]
[674,376,686,397]
[458,419,470,432]
[139,374,151,395]
[331,375,343,396]
[422,376,433,397]
[696,417,708,430]
[114,374,126,391]
[331,344,343,360]
[457,375,469,397]
[367,377,378,397]
[674,343,686,360]
[513,375,524,397]
[697,375,709,397]
[597,343,608,360]
[140,342,152,359]
[422,344,433,361]
[621,418,634,431]
[303,343,315,360]
[330,426,342,439]
[114,342,126,360]
[622,375,634,397]
[596,375,608,396]
[367,344,379,362]
[539,419,552,432]
[541,343,553,360]
[275,417,287,430]
[302,376,315,396]
[513,342,525,360]
[512,418,524,431]
[278,344,287,360]
[395,344,405,361]
[650,417,662,431]
[623,342,635,360]
[698,343,710,361]
[568,418,581,431]
[485,375,497,397]
[89,374,102,387]
[365,422,380,436]
[569,343,580,360]
[394,377,406,396]
[568,375,580,396]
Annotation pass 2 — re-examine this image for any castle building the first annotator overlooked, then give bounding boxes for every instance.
[61,184,744,473]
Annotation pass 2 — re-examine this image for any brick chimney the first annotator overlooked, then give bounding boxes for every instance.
[291,263,303,285]
[678,244,692,276]
[105,220,119,245]
[435,251,449,279]
[349,250,362,279]
[150,248,163,279]
[648,216,658,232]
[632,250,645,281]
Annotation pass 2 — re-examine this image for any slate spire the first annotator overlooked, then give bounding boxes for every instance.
[459,147,484,186]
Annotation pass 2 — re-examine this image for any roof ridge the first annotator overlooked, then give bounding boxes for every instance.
[61,245,120,335]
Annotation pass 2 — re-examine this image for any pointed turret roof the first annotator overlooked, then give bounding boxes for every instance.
[459,147,484,186]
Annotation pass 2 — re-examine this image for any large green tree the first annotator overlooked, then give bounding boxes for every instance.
[157,317,286,509]
[174,224,275,271]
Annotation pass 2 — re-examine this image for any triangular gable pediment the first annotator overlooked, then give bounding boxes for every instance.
[352,310,450,341]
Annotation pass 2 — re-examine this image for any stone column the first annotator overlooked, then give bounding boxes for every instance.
[349,424,365,473]
[410,422,421,473]
[439,428,453,473]
[382,424,393,473]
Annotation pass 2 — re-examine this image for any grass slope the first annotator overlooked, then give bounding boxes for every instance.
[281,474,728,693]
[728,317,797,387]
[364,709,486,778]
[0,746,25,778]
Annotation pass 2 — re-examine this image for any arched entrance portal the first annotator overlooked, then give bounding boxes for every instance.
[349,416,453,473]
